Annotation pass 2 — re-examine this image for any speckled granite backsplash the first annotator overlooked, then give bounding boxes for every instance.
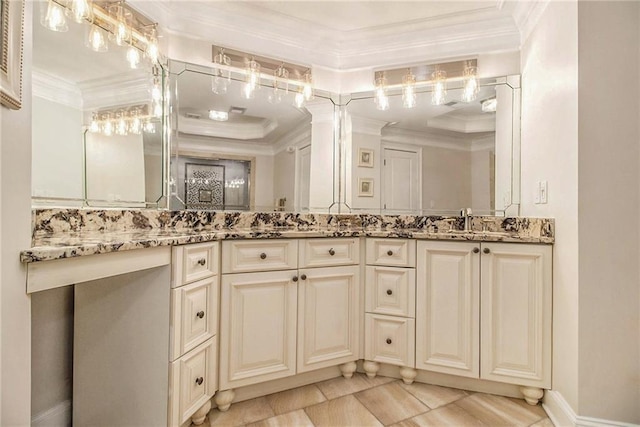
[32,209,554,240]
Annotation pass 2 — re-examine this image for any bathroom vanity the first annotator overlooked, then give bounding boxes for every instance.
[22,209,553,427]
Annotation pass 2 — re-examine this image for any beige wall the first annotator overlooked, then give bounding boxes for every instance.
[521,0,580,412]
[470,149,493,213]
[273,149,296,211]
[422,146,471,212]
[1,2,33,424]
[577,1,640,422]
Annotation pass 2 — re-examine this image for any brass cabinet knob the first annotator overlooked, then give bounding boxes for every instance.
[196,311,205,319]
[473,247,480,253]
[386,289,393,295]
[329,248,336,256]
[483,248,490,254]
[292,276,298,282]
[387,250,393,256]
[386,338,392,344]
[195,377,204,386]
[260,253,267,259]
[300,274,307,280]
[197,258,206,266]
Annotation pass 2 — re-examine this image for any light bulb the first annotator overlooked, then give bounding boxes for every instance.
[374,74,389,111]
[116,114,128,135]
[144,27,160,63]
[431,69,447,106]
[86,24,108,52]
[402,70,417,109]
[143,121,156,133]
[212,51,231,95]
[109,4,131,46]
[89,114,100,133]
[294,91,305,108]
[126,46,140,69]
[129,116,142,134]
[68,0,91,23]
[103,119,113,136]
[242,82,255,100]
[150,79,162,102]
[302,72,313,101]
[41,0,68,32]
[245,59,261,91]
[462,64,479,102]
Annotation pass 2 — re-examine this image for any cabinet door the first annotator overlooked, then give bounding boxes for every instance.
[480,243,552,388]
[365,314,415,367]
[416,241,480,378]
[219,270,297,389]
[365,265,415,317]
[297,265,360,373]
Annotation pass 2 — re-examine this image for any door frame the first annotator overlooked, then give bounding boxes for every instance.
[380,142,423,213]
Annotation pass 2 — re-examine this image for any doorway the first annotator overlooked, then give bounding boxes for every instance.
[382,146,421,212]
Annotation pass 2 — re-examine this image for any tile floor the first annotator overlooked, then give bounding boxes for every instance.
[207,373,554,426]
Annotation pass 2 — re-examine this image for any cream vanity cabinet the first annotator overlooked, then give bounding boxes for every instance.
[416,240,552,404]
[363,238,418,384]
[216,238,361,411]
[169,242,219,427]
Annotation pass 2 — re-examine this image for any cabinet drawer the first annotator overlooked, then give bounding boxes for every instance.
[299,238,360,268]
[170,277,218,361]
[169,338,217,427]
[172,242,218,288]
[222,240,298,273]
[366,239,415,267]
[365,314,415,367]
[365,266,415,317]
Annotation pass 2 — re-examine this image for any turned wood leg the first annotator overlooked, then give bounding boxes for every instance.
[399,367,418,385]
[191,399,211,425]
[214,389,235,412]
[362,361,380,378]
[520,386,544,405]
[339,361,357,379]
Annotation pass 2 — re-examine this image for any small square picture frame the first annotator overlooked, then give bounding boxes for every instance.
[358,178,374,197]
[358,148,374,168]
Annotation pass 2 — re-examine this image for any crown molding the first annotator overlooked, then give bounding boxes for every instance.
[78,72,151,111]
[350,115,388,136]
[129,1,521,71]
[177,116,278,141]
[512,0,551,45]
[32,68,83,110]
[382,127,473,152]
[176,133,274,157]
[471,135,495,152]
[273,122,312,155]
[428,114,496,134]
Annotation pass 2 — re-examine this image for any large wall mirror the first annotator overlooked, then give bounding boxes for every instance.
[341,76,520,216]
[168,60,338,213]
[31,3,167,208]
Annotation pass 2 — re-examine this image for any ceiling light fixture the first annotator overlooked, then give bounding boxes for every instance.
[462,62,479,102]
[402,69,416,109]
[208,110,229,121]
[431,69,447,106]
[374,72,389,111]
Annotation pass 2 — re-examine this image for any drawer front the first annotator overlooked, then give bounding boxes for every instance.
[365,266,415,317]
[366,239,416,267]
[299,238,360,268]
[222,240,298,273]
[169,338,217,427]
[365,314,415,367]
[170,277,218,361]
[173,242,218,287]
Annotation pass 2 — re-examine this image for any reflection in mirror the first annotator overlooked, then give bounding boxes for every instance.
[169,61,336,212]
[343,77,518,215]
[31,4,166,208]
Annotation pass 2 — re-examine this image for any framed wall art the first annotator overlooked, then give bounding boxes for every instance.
[0,0,24,110]
[358,178,374,197]
[358,148,374,167]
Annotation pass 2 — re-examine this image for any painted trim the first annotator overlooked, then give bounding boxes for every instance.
[544,390,639,427]
[31,400,71,427]
[32,68,82,110]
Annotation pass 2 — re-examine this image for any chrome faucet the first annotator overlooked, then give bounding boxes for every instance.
[461,208,472,232]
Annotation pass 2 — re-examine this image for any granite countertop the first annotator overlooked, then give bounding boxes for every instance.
[21,226,554,263]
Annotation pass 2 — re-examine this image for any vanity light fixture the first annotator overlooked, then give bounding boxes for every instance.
[462,62,479,102]
[243,58,261,99]
[374,72,390,111]
[402,69,416,109]
[102,114,114,136]
[294,88,306,108]
[89,113,101,133]
[269,64,289,105]
[208,110,229,121]
[212,50,231,95]
[88,105,155,137]
[109,2,131,47]
[41,0,68,32]
[431,69,447,106]
[144,25,160,64]
[86,22,108,52]
[126,42,141,69]
[302,70,313,101]
[67,0,92,24]
[115,111,128,135]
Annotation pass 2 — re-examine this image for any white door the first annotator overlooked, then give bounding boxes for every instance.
[382,148,420,212]
[297,265,360,372]
[480,243,552,388]
[296,145,311,211]
[219,270,298,389]
[416,241,480,378]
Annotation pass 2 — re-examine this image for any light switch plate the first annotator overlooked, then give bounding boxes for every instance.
[540,181,548,204]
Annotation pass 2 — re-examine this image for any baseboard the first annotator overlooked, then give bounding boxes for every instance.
[544,390,639,427]
[31,400,71,427]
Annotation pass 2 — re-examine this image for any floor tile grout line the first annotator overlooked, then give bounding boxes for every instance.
[350,391,388,427]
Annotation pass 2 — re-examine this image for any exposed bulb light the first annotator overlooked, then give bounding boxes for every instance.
[431,69,447,106]
[126,45,140,69]
[243,58,261,99]
[269,64,289,105]
[116,112,128,135]
[462,64,479,102]
[402,69,416,109]
[68,0,92,24]
[143,120,156,133]
[86,24,108,52]
[153,102,162,118]
[144,26,159,63]
[209,110,229,121]
[109,3,131,47]
[294,91,305,108]
[211,50,231,95]
[374,73,389,111]
[41,0,68,32]
[302,71,313,101]
[129,110,142,134]
[150,78,162,102]
[89,113,101,133]
[102,115,113,136]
